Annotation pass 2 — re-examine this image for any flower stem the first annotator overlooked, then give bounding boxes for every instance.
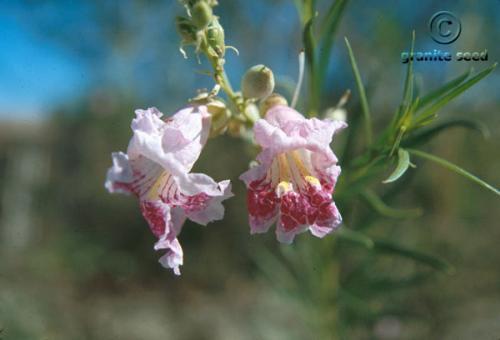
[201,39,244,113]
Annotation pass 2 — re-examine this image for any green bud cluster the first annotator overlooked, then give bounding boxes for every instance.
[175,16,197,44]
[191,1,212,29]
[176,0,225,58]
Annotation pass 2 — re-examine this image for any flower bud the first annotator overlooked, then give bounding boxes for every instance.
[259,93,288,116]
[191,1,213,29]
[207,100,230,137]
[324,90,350,122]
[176,16,197,44]
[241,65,275,100]
[206,18,225,57]
[324,107,347,122]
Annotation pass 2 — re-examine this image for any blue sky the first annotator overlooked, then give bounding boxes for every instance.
[1,1,498,122]
[0,13,87,120]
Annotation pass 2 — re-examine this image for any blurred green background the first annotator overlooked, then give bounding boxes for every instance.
[0,0,499,339]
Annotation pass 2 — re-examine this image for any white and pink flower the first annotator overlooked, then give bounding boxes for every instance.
[106,106,232,275]
[240,105,346,243]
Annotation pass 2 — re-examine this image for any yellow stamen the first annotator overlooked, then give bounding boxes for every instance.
[276,181,292,197]
[305,175,320,187]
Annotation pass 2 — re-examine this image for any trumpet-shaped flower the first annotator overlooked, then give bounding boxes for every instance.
[106,107,232,275]
[240,105,346,243]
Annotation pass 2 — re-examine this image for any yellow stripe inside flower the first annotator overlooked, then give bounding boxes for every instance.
[270,150,321,196]
[147,171,170,200]
[305,175,320,187]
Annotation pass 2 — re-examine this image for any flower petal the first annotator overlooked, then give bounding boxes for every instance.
[142,200,186,275]
[183,180,234,225]
[105,152,134,194]
[128,106,211,177]
[158,238,183,276]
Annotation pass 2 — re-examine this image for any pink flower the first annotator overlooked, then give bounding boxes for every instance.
[240,105,347,243]
[106,107,232,275]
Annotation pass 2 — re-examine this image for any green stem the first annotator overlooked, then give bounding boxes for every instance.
[203,46,241,109]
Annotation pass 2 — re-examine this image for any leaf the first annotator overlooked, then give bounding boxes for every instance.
[414,63,497,125]
[374,240,454,274]
[383,148,410,183]
[344,37,372,143]
[401,31,416,108]
[403,119,489,147]
[417,69,471,110]
[303,0,316,22]
[361,189,422,218]
[407,148,500,196]
[393,30,416,125]
[303,15,319,115]
[336,228,374,249]
[302,4,316,69]
[367,272,433,291]
[318,0,349,84]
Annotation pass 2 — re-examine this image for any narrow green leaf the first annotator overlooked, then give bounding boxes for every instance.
[407,148,500,196]
[336,228,374,249]
[402,31,415,107]
[403,119,489,147]
[368,272,433,291]
[374,240,454,274]
[414,63,497,124]
[303,17,316,70]
[303,0,316,22]
[344,37,372,143]
[303,15,319,115]
[417,69,471,109]
[383,148,410,183]
[361,189,422,218]
[318,0,349,85]
[397,30,416,123]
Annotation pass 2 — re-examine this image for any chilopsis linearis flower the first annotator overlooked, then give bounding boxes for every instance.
[105,107,232,275]
[240,105,347,243]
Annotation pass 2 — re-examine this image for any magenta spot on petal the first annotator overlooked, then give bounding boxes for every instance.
[140,201,167,237]
[179,192,210,213]
[248,179,279,222]
[278,181,338,232]
[319,176,335,194]
[279,192,308,231]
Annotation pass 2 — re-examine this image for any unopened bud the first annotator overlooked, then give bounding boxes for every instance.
[241,65,275,100]
[324,107,347,122]
[176,16,197,43]
[259,93,288,116]
[324,90,350,122]
[191,1,213,29]
[207,100,230,137]
[206,18,225,57]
